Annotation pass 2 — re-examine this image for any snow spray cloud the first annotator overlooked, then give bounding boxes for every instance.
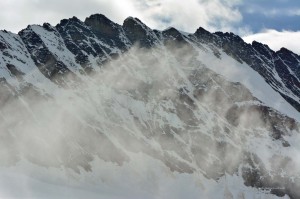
[0,43,299,198]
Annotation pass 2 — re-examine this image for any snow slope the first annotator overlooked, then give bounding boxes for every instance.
[0,14,300,199]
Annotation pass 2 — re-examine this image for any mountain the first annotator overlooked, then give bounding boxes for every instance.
[0,14,300,199]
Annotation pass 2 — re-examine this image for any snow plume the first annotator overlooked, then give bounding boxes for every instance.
[0,44,298,198]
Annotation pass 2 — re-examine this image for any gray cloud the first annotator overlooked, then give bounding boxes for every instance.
[237,0,300,32]
[0,0,242,33]
[244,7,300,17]
[288,9,300,16]
[0,0,136,33]
[126,0,243,32]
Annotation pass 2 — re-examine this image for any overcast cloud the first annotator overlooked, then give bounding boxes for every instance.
[0,0,243,33]
[0,0,299,54]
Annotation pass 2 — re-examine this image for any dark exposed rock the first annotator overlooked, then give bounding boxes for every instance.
[18,25,80,86]
[6,64,24,77]
[123,17,158,47]
[56,17,100,71]
[277,47,300,79]
[85,14,120,38]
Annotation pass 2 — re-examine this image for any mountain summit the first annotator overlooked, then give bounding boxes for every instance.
[0,14,300,199]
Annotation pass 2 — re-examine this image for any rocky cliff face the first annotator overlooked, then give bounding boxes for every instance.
[1,14,300,198]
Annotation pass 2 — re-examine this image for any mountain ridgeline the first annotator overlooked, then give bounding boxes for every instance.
[1,14,300,199]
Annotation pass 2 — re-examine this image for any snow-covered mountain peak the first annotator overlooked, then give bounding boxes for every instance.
[1,13,300,199]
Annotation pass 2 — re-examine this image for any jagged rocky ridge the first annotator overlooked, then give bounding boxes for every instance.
[1,14,300,198]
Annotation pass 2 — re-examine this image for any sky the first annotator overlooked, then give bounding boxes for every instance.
[0,0,300,54]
